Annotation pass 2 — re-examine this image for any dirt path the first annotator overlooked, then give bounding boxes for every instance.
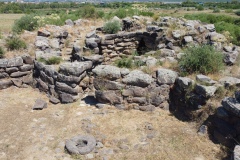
[0,87,224,160]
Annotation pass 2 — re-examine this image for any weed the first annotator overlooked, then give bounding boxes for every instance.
[116,57,133,68]
[226,85,237,97]
[64,39,70,48]
[6,35,27,50]
[0,46,5,58]
[142,66,154,75]
[38,56,62,65]
[215,86,227,100]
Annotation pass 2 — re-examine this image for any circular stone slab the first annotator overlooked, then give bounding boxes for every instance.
[65,135,96,155]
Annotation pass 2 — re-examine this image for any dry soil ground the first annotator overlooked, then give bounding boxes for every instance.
[0,86,225,160]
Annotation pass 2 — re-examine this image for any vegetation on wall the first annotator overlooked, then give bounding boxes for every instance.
[179,45,224,75]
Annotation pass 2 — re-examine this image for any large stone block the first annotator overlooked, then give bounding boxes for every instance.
[157,68,178,85]
[0,72,9,79]
[0,79,13,89]
[95,90,122,105]
[7,57,23,67]
[10,71,31,78]
[94,78,124,90]
[92,65,121,80]
[122,70,153,87]
[56,82,79,95]
[59,92,79,103]
[40,71,54,85]
[59,61,92,77]
[20,64,34,72]
[0,59,8,68]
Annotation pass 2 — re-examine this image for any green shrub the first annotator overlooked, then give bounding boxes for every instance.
[0,47,5,58]
[197,6,204,11]
[12,14,38,33]
[75,5,97,19]
[235,10,240,16]
[213,8,220,13]
[179,45,224,75]
[97,11,105,19]
[38,56,62,65]
[6,36,27,51]
[103,20,122,34]
[116,57,133,68]
[115,8,127,19]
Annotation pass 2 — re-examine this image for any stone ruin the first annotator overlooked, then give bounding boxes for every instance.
[1,16,240,157]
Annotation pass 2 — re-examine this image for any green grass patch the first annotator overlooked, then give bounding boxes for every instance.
[38,56,62,65]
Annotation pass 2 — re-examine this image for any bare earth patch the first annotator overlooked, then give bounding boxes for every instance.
[0,87,224,160]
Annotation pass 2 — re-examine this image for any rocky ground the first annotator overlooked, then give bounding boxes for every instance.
[0,86,224,160]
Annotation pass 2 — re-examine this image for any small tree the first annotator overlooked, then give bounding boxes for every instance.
[103,20,122,34]
[179,45,224,75]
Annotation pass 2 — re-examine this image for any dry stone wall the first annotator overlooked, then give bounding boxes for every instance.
[100,32,159,56]
[92,65,177,111]
[0,54,34,89]
[34,61,94,104]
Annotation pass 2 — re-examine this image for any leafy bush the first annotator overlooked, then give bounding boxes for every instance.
[12,14,38,33]
[213,8,220,13]
[0,47,5,58]
[38,56,62,65]
[179,45,224,75]
[103,20,122,34]
[75,5,97,19]
[235,10,240,16]
[197,6,204,11]
[115,8,127,19]
[6,36,27,50]
[116,57,133,68]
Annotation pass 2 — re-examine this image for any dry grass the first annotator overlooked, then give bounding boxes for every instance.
[154,9,240,18]
[0,87,224,160]
[0,14,24,33]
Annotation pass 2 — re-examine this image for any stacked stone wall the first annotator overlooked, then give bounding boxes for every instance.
[0,55,34,89]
